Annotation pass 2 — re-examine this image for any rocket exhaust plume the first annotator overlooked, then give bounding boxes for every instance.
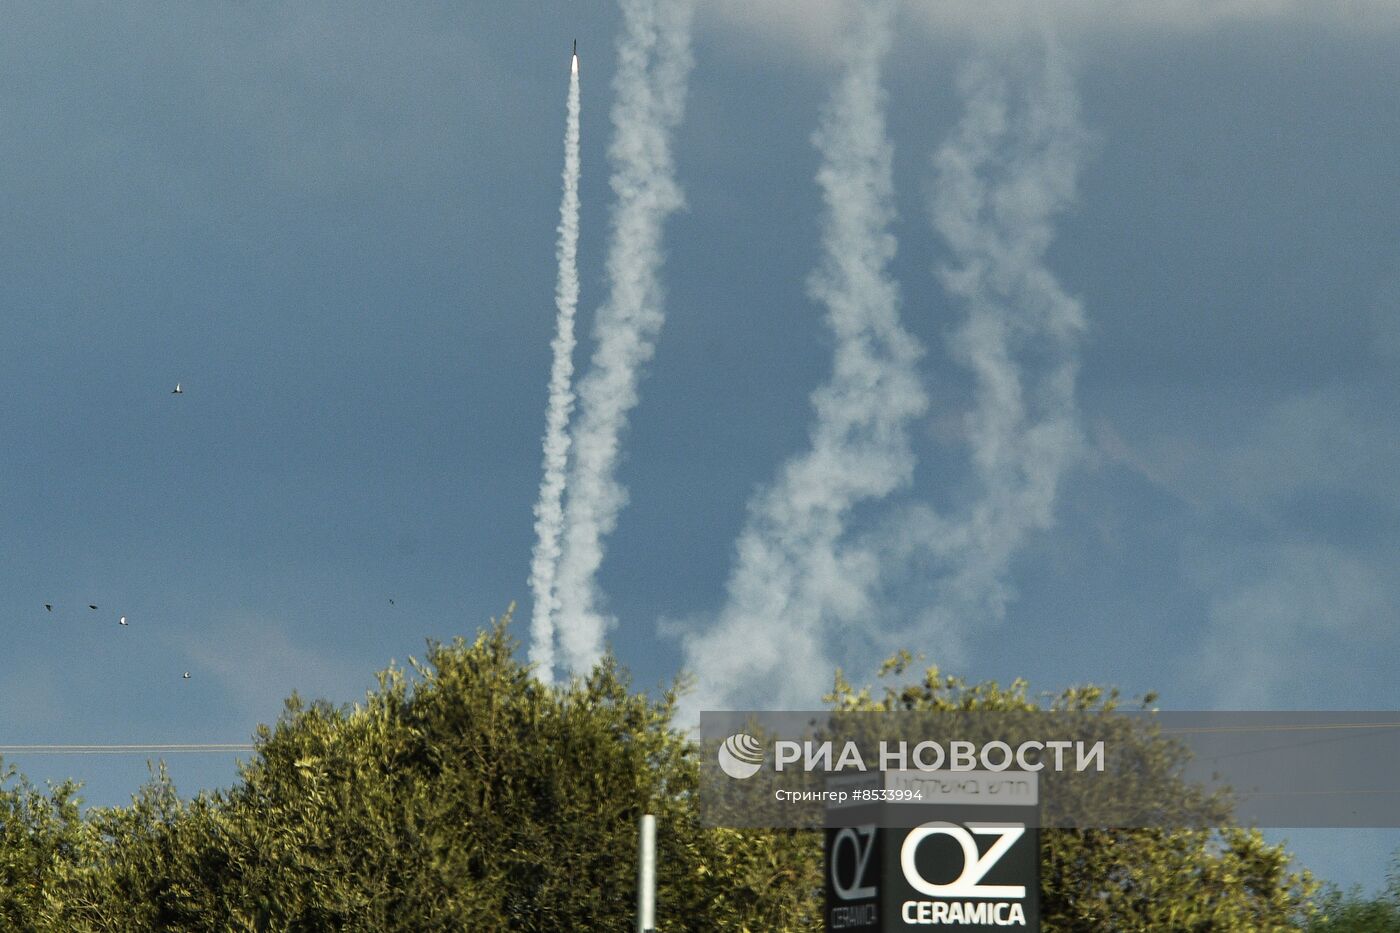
[528,43,583,681]
[680,0,925,716]
[554,0,695,675]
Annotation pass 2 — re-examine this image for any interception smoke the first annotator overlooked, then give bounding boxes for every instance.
[528,52,582,681]
[908,41,1087,644]
[554,0,695,674]
[681,34,1087,717]
[680,0,926,715]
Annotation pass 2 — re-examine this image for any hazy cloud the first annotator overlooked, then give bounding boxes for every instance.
[176,613,368,726]
[700,0,1400,57]
[1192,541,1398,706]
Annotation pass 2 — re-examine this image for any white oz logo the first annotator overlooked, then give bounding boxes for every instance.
[830,825,878,901]
[900,822,1026,899]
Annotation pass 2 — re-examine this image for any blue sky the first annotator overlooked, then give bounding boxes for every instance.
[2,1,1397,891]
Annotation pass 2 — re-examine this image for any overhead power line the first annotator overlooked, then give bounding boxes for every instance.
[0,744,253,755]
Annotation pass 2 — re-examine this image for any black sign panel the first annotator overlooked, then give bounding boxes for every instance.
[825,823,883,930]
[887,805,1039,930]
[825,793,1040,930]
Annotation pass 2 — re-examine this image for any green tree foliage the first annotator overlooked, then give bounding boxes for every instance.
[1,611,820,931]
[0,764,86,926]
[1306,854,1400,932]
[0,613,1341,930]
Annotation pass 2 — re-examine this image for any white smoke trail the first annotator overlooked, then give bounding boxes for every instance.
[679,0,926,716]
[528,52,582,681]
[907,41,1087,645]
[554,0,695,674]
[680,33,1087,717]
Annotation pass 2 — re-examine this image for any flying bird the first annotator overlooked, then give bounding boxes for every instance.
[44,604,52,612]
[119,616,128,626]
[389,598,395,606]
[182,672,191,680]
[172,383,183,395]
[88,604,98,610]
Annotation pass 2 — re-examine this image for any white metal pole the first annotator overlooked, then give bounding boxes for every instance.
[637,813,656,933]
